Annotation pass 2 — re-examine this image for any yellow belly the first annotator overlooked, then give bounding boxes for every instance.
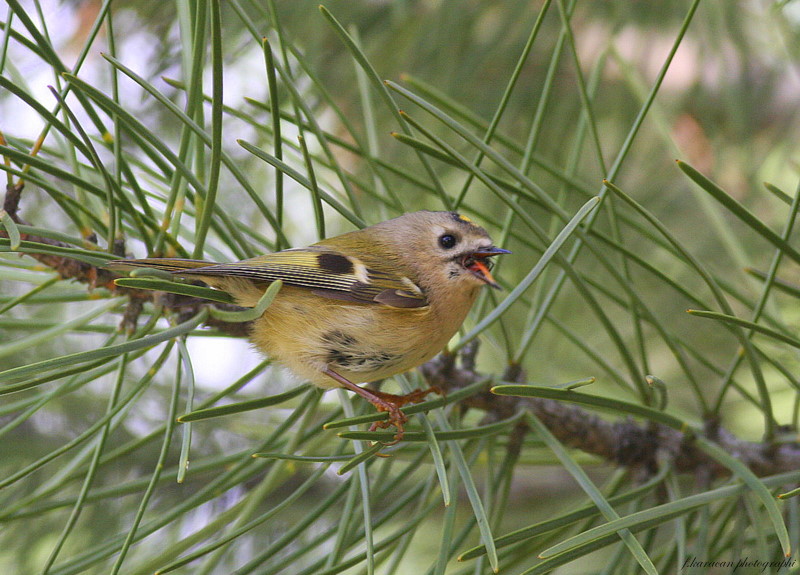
[247,285,463,387]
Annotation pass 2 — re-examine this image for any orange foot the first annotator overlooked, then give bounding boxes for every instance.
[366,386,441,444]
[322,367,442,444]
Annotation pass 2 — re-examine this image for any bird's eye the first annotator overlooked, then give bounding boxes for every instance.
[439,234,457,249]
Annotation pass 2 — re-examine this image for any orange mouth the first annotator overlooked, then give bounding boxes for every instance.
[468,258,497,287]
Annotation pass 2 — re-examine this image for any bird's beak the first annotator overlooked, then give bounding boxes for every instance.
[465,246,511,289]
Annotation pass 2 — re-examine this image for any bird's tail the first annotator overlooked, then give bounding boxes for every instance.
[106,258,215,274]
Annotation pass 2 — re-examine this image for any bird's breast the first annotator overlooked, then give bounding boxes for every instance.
[319,329,406,374]
[248,283,478,386]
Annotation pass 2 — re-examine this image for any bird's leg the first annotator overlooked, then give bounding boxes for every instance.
[323,368,439,443]
[368,386,443,407]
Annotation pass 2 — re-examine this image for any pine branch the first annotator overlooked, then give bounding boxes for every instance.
[1,183,260,336]
[2,183,120,288]
[421,346,800,480]
[6,180,797,481]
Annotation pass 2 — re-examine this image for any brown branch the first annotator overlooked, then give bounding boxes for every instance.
[2,182,250,335]
[420,346,800,480]
[3,183,118,289]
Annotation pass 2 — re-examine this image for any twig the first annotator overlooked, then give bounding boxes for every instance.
[420,345,800,479]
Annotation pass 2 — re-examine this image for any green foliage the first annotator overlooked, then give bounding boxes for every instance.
[1,1,800,574]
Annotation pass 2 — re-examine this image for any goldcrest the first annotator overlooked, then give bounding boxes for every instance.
[110,210,509,441]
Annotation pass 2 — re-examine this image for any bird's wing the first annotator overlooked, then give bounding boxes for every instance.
[173,247,428,309]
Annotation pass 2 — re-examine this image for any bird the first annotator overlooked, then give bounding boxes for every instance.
[109,210,509,442]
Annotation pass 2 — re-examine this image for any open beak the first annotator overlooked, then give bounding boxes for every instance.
[464,246,511,289]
